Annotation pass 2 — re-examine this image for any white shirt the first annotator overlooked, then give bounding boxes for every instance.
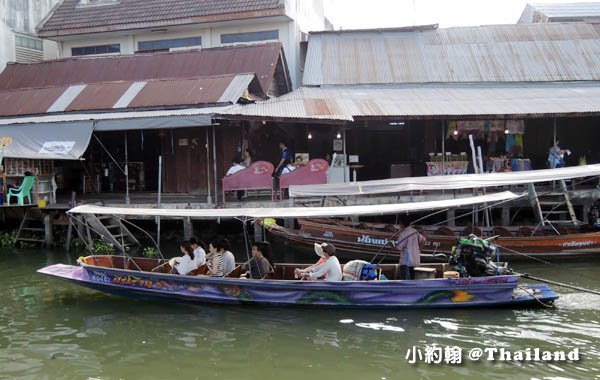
[281,164,296,174]
[223,250,236,276]
[174,254,196,276]
[193,247,206,268]
[308,256,342,282]
[226,164,246,176]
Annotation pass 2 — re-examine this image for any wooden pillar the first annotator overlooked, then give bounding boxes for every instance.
[583,202,590,224]
[44,213,53,247]
[446,209,456,227]
[183,217,193,240]
[501,207,510,226]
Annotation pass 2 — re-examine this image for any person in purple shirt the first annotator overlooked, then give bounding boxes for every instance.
[395,214,427,280]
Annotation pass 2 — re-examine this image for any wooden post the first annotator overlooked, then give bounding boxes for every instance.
[44,213,53,246]
[183,217,193,240]
[65,191,76,250]
[253,223,263,243]
[501,207,510,226]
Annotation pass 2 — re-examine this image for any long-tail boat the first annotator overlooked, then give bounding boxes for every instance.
[38,192,557,308]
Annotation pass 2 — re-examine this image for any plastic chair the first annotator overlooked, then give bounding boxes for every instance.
[7,176,35,206]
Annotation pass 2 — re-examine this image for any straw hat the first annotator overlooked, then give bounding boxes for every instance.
[314,242,335,258]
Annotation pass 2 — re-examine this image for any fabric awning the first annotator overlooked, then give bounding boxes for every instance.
[68,191,520,219]
[0,121,93,160]
[289,164,600,197]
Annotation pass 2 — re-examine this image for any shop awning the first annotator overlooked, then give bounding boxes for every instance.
[0,121,93,160]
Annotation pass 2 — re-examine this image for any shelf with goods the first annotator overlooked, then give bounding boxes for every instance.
[1,158,56,205]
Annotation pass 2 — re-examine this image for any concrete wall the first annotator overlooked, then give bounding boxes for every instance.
[0,0,60,71]
[51,0,328,89]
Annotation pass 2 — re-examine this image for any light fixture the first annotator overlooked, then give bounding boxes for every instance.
[504,129,510,134]
[389,121,405,126]
[453,129,458,136]
[262,120,266,125]
[336,131,341,139]
[307,132,313,140]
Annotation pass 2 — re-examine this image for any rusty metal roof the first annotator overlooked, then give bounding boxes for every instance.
[37,0,284,37]
[220,82,600,122]
[303,23,600,86]
[0,74,262,117]
[0,43,290,96]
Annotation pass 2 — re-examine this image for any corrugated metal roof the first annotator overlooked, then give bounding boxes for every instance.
[0,74,262,117]
[519,2,600,23]
[303,23,600,86]
[0,86,66,117]
[38,0,284,37]
[0,43,289,96]
[220,82,600,121]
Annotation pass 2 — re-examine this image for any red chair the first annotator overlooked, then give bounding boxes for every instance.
[222,161,274,204]
[278,159,329,199]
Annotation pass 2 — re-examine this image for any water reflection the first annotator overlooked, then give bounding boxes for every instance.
[0,249,599,379]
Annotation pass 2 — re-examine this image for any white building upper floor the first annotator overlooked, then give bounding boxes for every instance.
[35,0,332,89]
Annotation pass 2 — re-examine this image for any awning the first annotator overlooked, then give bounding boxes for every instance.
[68,191,521,219]
[289,164,600,197]
[0,121,93,160]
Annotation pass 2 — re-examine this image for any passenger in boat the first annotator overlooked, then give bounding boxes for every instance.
[243,242,275,279]
[207,237,236,277]
[294,243,342,282]
[189,237,206,268]
[395,215,427,280]
[169,241,196,275]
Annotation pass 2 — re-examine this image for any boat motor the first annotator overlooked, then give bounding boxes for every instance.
[588,200,600,228]
[449,234,509,277]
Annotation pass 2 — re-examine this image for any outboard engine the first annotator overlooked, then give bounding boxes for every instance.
[588,200,600,228]
[449,234,509,277]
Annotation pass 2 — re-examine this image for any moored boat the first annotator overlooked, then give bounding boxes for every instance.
[262,218,600,261]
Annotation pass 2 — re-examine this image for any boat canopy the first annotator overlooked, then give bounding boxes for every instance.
[68,191,520,219]
[289,164,600,198]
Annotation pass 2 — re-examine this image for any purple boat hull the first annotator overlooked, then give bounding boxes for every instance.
[38,263,558,309]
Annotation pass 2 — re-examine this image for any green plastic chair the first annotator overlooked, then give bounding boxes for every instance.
[7,176,35,206]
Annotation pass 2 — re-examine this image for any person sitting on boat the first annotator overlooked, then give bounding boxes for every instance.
[243,242,275,279]
[189,237,206,268]
[226,156,246,176]
[294,243,342,282]
[207,237,236,277]
[169,241,196,276]
[395,215,427,280]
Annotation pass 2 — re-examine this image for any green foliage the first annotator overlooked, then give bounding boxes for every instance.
[91,239,115,255]
[142,246,159,258]
[0,230,17,248]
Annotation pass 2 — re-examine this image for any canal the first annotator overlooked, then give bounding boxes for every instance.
[0,247,599,379]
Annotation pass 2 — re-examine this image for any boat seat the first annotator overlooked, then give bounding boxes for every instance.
[434,226,456,237]
[463,226,482,237]
[226,265,244,278]
[414,267,437,280]
[189,265,208,276]
[492,226,513,237]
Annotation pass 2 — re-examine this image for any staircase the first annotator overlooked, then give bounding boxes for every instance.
[83,214,140,252]
[14,209,45,247]
[528,180,579,230]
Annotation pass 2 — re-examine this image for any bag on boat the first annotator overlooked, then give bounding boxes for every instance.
[343,260,377,281]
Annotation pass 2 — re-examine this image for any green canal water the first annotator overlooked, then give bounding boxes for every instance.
[0,248,599,380]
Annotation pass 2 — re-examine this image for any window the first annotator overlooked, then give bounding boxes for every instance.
[76,0,119,8]
[72,44,120,56]
[220,30,279,44]
[138,37,202,52]
[15,35,43,51]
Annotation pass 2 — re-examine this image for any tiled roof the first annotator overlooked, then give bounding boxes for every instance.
[38,0,285,37]
[0,43,290,96]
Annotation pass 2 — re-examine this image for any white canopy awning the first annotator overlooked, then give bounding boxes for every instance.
[289,164,600,197]
[68,191,520,219]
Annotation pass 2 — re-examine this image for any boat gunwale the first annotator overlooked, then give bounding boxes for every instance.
[78,259,521,291]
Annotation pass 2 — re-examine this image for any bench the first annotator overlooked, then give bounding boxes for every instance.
[277,158,329,199]
[222,161,274,204]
